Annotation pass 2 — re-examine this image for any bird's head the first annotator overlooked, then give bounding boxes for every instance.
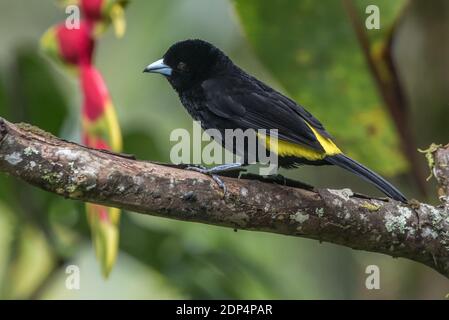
[144,39,229,92]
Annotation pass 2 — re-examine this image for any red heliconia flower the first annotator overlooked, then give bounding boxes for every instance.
[80,64,110,121]
[80,0,128,38]
[41,21,93,68]
[41,0,126,278]
[80,64,122,152]
[81,0,104,21]
[80,65,122,278]
[57,21,94,65]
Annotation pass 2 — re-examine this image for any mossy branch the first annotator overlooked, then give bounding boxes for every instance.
[0,117,449,279]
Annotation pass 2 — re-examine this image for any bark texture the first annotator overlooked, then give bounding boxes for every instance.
[0,118,448,278]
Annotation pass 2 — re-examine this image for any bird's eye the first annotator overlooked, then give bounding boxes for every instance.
[177,62,189,72]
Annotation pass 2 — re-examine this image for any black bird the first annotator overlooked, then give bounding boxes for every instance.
[143,39,407,202]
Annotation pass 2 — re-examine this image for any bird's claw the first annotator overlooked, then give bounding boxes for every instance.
[186,163,242,196]
[211,174,227,195]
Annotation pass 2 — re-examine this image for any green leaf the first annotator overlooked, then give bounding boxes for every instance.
[86,204,120,278]
[0,72,15,209]
[0,71,9,119]
[6,224,54,299]
[123,130,165,161]
[0,201,16,298]
[233,0,407,175]
[14,48,69,135]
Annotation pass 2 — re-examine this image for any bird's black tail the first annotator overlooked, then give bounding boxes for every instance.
[326,153,407,203]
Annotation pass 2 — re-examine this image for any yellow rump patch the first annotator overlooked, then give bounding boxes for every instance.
[262,123,341,161]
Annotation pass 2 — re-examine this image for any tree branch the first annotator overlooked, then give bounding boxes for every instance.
[0,117,449,278]
[434,144,449,204]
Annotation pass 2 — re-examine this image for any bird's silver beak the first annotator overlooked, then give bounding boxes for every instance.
[143,59,172,76]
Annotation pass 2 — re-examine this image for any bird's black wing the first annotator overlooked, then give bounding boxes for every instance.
[201,75,331,152]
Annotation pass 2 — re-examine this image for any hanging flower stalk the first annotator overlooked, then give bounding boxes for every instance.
[40,0,127,277]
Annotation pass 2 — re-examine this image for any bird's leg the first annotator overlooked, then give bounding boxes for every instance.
[186,163,243,194]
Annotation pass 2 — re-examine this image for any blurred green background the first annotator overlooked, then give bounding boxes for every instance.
[0,0,448,299]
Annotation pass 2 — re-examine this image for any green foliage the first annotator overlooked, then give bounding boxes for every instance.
[0,47,72,217]
[123,130,163,160]
[0,73,8,119]
[0,201,16,297]
[14,49,69,135]
[119,215,279,298]
[0,75,14,209]
[0,48,78,299]
[233,0,407,175]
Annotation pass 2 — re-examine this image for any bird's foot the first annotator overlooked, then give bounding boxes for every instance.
[186,163,243,195]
